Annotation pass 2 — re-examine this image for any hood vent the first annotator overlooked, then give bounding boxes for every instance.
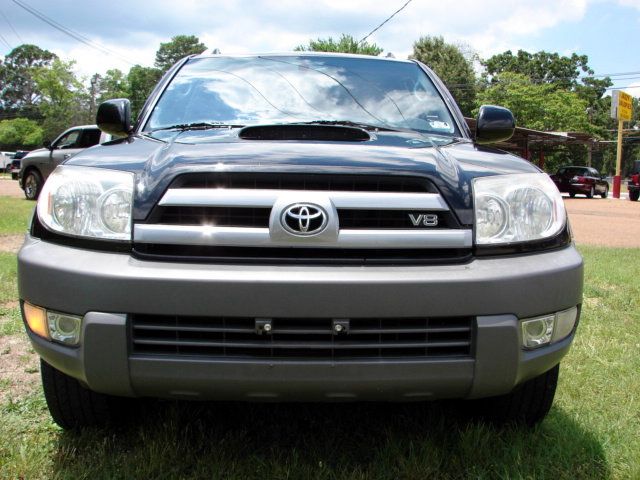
[238,124,370,142]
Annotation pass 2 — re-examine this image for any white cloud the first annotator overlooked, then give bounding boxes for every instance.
[0,0,618,81]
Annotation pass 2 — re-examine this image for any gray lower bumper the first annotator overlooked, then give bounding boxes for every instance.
[19,237,583,401]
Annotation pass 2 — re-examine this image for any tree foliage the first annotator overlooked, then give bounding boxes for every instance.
[96,68,130,105]
[482,49,612,105]
[33,59,87,140]
[0,118,43,148]
[0,44,57,115]
[476,72,590,132]
[295,34,383,56]
[155,35,207,72]
[127,65,162,120]
[409,36,476,116]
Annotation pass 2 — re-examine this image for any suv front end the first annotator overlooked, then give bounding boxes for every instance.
[18,53,582,429]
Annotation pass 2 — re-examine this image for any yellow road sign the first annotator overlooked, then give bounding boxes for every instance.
[611,90,633,121]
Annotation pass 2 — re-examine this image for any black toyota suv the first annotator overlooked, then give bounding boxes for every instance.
[19,53,583,430]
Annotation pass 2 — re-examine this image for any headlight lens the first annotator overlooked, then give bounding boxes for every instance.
[473,173,565,245]
[37,166,134,241]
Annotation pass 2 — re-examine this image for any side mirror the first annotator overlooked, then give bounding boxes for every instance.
[475,105,515,144]
[96,99,132,137]
[43,140,52,150]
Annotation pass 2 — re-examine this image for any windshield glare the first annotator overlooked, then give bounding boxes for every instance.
[145,55,460,136]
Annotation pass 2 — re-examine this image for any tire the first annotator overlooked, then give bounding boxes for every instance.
[601,186,608,199]
[586,186,594,199]
[475,364,559,427]
[40,359,130,430]
[569,192,575,198]
[630,190,640,202]
[23,170,43,200]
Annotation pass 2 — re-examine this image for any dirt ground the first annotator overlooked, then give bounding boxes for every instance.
[0,317,40,404]
[563,196,640,248]
[0,177,22,198]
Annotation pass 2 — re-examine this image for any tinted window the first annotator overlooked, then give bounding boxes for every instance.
[559,167,588,176]
[55,130,81,149]
[146,56,459,136]
[79,129,102,148]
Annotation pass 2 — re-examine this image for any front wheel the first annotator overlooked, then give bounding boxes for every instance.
[601,186,608,199]
[630,190,640,202]
[474,364,559,426]
[23,170,43,200]
[40,359,131,430]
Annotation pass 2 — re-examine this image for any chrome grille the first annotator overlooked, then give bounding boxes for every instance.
[133,173,471,262]
[131,315,474,360]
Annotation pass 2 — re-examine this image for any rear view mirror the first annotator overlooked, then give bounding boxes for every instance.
[475,105,515,144]
[43,140,52,150]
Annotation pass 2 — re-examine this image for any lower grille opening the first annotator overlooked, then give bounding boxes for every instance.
[132,245,472,265]
[131,315,474,360]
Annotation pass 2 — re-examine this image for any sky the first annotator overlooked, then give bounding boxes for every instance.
[1,0,639,96]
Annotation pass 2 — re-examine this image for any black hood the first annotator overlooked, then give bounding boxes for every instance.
[66,129,539,225]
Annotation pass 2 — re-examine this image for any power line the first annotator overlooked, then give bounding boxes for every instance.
[11,0,136,65]
[0,8,22,43]
[359,0,413,45]
[0,32,12,49]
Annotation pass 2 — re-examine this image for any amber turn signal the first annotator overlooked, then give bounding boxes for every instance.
[23,302,50,340]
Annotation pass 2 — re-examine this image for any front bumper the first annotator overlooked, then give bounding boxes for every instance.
[19,236,583,401]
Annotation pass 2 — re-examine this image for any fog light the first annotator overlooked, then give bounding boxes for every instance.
[23,302,49,339]
[552,307,578,342]
[47,311,82,345]
[521,315,554,349]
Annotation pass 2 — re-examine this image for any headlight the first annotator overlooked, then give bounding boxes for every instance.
[37,166,134,241]
[473,173,565,245]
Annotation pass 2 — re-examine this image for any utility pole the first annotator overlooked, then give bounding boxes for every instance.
[611,90,632,198]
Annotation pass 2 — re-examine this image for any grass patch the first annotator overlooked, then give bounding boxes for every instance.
[0,246,638,479]
[0,253,17,305]
[0,196,33,235]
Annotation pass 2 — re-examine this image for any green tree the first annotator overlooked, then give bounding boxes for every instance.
[409,36,477,116]
[482,49,612,110]
[127,65,162,120]
[155,35,207,72]
[295,34,383,56]
[33,59,86,139]
[0,118,43,148]
[0,44,57,115]
[97,68,130,104]
[475,72,590,132]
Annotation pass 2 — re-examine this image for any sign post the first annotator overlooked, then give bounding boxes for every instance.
[611,90,633,198]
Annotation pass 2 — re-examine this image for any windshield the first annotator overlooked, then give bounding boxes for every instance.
[144,55,460,137]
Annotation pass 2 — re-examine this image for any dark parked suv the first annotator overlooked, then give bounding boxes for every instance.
[18,53,583,429]
[550,166,609,198]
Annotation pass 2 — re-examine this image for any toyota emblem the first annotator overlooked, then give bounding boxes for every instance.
[281,203,328,236]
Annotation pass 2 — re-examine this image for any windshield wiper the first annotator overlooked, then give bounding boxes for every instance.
[298,120,398,132]
[148,122,244,133]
